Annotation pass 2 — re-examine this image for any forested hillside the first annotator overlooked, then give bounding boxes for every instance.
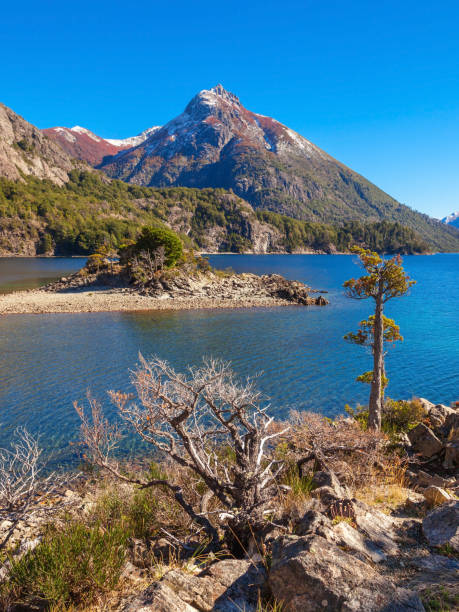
[0,171,432,256]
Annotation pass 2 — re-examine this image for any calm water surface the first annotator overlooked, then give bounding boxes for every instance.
[0,254,457,466]
[0,257,86,293]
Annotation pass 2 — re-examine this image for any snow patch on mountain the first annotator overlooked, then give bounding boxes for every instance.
[53,128,77,143]
[71,126,102,142]
[106,126,161,148]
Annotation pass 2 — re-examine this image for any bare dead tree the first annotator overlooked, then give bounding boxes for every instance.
[74,356,288,552]
[0,428,72,551]
[130,248,167,285]
[153,245,166,272]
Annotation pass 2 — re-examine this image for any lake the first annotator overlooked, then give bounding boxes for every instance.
[0,257,86,293]
[0,254,457,467]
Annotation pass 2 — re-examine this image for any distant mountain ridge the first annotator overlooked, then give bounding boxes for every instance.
[442,211,459,228]
[95,85,459,251]
[43,125,160,166]
[0,97,458,253]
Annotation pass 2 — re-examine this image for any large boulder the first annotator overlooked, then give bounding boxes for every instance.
[296,507,393,563]
[269,534,424,611]
[422,501,459,552]
[408,423,443,458]
[351,500,399,557]
[428,404,455,430]
[417,398,435,413]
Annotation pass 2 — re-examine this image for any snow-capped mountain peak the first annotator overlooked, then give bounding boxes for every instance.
[442,211,459,228]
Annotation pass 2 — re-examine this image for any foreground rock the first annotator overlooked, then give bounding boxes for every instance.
[269,534,424,611]
[422,501,459,552]
[122,559,267,612]
[404,399,459,484]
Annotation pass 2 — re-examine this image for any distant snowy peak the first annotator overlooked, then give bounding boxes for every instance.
[442,211,459,228]
[43,124,160,166]
[106,126,161,148]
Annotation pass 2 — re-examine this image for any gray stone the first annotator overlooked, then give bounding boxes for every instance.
[310,470,350,506]
[408,423,443,458]
[123,559,266,612]
[418,398,435,413]
[422,500,459,552]
[269,534,424,611]
[122,582,198,611]
[413,469,454,489]
[352,500,399,557]
[296,508,389,563]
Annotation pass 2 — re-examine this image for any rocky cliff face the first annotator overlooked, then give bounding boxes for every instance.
[43,126,160,166]
[0,103,78,184]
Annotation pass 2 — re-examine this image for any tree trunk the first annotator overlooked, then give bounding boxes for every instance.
[369,289,384,430]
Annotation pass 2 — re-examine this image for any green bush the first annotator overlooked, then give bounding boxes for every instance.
[132,226,183,267]
[4,521,128,607]
[381,398,426,433]
[346,398,426,434]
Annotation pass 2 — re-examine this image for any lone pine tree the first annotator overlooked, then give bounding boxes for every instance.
[344,247,415,430]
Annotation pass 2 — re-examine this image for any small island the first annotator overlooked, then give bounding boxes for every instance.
[0,227,329,315]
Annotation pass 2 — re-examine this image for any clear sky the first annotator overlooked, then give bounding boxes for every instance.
[2,0,459,219]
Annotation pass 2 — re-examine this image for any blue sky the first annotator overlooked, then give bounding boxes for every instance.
[2,0,459,219]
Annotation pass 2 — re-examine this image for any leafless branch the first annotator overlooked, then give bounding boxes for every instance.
[75,356,288,550]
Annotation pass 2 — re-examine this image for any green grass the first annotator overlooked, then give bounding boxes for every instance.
[422,586,459,611]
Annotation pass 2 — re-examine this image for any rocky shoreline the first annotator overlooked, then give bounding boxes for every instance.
[0,269,329,315]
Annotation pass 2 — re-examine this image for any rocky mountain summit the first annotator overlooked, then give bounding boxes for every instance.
[43,125,160,166]
[0,103,79,184]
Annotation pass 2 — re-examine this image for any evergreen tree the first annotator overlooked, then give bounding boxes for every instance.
[343,247,415,430]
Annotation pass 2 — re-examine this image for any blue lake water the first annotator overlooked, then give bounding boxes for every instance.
[0,254,457,467]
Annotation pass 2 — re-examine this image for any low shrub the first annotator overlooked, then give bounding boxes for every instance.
[346,398,426,434]
[4,521,128,607]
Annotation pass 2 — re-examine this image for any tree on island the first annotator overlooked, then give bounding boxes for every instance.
[344,247,415,430]
[132,226,183,268]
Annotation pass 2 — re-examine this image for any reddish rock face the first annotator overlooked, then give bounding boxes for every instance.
[43,126,160,166]
[43,127,123,166]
